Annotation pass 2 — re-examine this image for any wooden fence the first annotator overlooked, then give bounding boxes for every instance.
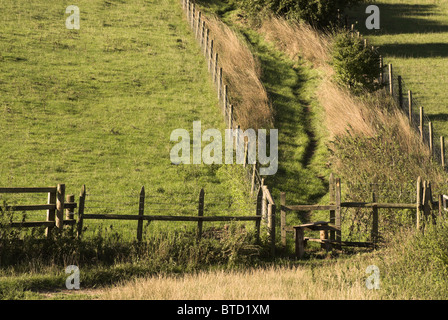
[181,0,267,197]
[1,183,278,255]
[349,25,446,170]
[0,185,78,238]
[280,174,444,258]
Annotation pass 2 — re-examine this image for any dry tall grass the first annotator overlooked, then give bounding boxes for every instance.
[258,15,441,177]
[259,16,333,71]
[100,262,382,300]
[203,15,273,130]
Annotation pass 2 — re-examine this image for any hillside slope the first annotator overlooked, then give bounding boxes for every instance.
[0,0,253,235]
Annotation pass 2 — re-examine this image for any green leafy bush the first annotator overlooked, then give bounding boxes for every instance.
[231,0,364,29]
[331,32,382,93]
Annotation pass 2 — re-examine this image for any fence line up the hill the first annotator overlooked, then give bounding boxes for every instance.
[347,24,447,170]
[180,0,276,247]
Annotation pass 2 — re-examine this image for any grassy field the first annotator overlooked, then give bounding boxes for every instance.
[351,0,448,139]
[0,0,256,238]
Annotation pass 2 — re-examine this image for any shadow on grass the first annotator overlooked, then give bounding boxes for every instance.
[378,42,448,58]
[351,3,448,35]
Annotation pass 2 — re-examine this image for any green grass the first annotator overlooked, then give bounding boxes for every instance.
[0,0,255,239]
[350,0,448,139]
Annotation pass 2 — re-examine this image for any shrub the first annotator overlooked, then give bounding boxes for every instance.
[331,32,382,93]
[232,0,365,29]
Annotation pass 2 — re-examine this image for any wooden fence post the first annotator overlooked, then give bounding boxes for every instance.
[397,75,403,108]
[379,55,383,84]
[45,190,56,238]
[223,84,228,113]
[137,186,145,242]
[416,176,422,230]
[65,194,75,220]
[280,192,286,247]
[419,106,424,142]
[335,178,342,247]
[196,11,201,39]
[191,3,195,30]
[213,53,218,83]
[429,121,434,156]
[208,40,214,72]
[77,185,86,240]
[255,187,262,243]
[197,188,205,240]
[441,136,445,169]
[218,67,223,100]
[228,104,233,130]
[268,203,276,257]
[329,173,335,242]
[371,191,379,244]
[408,90,413,123]
[56,184,65,230]
[388,64,394,96]
[203,28,208,56]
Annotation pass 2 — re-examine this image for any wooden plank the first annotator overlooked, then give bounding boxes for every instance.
[45,191,56,238]
[0,187,57,193]
[137,186,145,242]
[1,204,55,211]
[10,221,55,228]
[416,176,422,230]
[56,184,65,229]
[255,187,262,243]
[340,202,415,209]
[283,205,337,211]
[262,185,275,205]
[295,227,305,258]
[82,214,262,222]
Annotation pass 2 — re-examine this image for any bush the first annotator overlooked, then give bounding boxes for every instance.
[232,0,364,29]
[331,32,382,93]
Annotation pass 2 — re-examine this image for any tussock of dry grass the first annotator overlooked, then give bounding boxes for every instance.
[259,16,333,71]
[100,264,381,300]
[203,15,273,130]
